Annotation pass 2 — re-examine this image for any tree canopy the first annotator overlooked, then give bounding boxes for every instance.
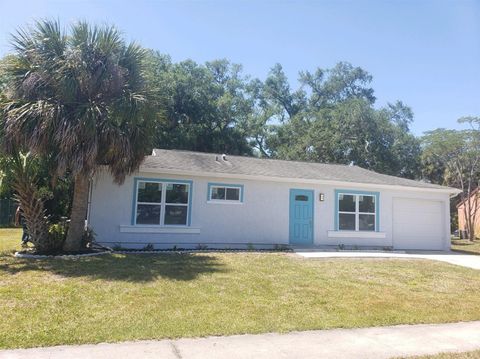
[1,20,157,250]
[143,56,422,178]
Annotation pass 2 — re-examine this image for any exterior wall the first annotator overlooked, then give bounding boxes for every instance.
[458,196,480,238]
[88,169,452,250]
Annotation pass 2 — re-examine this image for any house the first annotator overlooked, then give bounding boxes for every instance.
[88,149,461,250]
[457,187,480,239]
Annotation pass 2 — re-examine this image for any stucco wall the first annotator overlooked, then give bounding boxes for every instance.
[88,169,451,250]
[457,197,480,238]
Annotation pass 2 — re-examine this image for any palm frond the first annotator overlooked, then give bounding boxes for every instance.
[2,20,155,183]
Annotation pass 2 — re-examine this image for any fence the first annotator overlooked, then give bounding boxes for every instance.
[0,199,17,226]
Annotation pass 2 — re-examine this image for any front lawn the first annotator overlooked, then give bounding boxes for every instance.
[0,227,23,254]
[2,229,480,349]
[451,238,480,255]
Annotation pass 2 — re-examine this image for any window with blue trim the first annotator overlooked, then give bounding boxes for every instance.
[135,180,191,226]
[208,183,243,203]
[337,192,378,231]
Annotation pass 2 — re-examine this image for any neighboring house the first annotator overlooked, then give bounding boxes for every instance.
[88,149,461,250]
[457,187,480,239]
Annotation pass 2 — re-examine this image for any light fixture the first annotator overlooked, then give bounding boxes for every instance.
[319,193,325,202]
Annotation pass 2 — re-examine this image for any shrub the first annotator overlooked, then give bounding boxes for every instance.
[46,223,66,252]
[143,243,154,251]
[81,227,96,249]
[112,243,123,251]
[274,244,290,251]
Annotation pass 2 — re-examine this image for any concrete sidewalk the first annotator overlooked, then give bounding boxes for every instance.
[2,321,480,359]
[295,250,480,270]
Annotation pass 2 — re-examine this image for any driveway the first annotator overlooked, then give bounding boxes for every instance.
[295,250,480,270]
[1,321,480,359]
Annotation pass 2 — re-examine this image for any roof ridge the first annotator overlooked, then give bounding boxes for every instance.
[152,148,353,169]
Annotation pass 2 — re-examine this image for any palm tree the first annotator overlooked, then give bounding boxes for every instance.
[7,152,57,252]
[1,20,156,251]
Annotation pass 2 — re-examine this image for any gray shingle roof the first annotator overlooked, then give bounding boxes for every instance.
[140,149,457,192]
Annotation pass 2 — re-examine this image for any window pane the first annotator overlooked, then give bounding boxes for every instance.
[136,204,161,224]
[164,205,188,225]
[339,194,355,212]
[359,195,375,213]
[138,182,162,203]
[226,188,240,201]
[295,195,308,201]
[211,187,225,200]
[339,213,355,230]
[359,214,375,231]
[166,183,188,203]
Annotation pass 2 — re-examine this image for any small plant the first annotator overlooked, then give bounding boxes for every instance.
[172,245,177,251]
[143,243,154,251]
[47,223,67,251]
[112,243,123,251]
[81,227,96,249]
[338,244,345,250]
[274,244,290,251]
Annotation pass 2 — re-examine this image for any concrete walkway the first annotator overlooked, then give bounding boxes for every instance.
[2,321,480,359]
[295,250,480,270]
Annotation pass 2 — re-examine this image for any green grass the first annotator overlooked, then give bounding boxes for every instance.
[2,228,480,350]
[452,238,480,255]
[0,227,23,254]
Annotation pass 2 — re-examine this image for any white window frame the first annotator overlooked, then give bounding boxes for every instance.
[134,180,191,227]
[207,184,243,203]
[337,193,377,232]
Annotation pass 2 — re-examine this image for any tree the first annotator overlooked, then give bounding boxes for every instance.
[144,51,253,155]
[1,20,156,251]
[422,128,480,240]
[255,62,421,177]
[300,62,375,109]
[4,153,60,251]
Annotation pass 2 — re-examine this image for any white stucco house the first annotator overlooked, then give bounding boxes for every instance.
[88,149,461,250]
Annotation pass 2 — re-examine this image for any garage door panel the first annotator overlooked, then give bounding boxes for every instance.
[393,198,444,250]
[395,224,442,235]
[395,208,441,217]
[394,214,440,225]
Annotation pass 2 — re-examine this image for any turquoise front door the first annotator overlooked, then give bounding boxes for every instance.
[289,189,314,245]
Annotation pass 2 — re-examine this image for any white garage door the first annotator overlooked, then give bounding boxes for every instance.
[393,198,444,250]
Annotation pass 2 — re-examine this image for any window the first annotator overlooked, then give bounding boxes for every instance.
[295,195,308,201]
[208,183,243,203]
[134,180,191,226]
[336,191,378,232]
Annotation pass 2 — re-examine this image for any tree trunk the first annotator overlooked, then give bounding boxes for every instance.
[63,174,89,252]
[13,177,51,252]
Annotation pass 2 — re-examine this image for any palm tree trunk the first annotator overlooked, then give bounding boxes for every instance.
[13,176,50,252]
[63,174,89,252]
[9,153,53,252]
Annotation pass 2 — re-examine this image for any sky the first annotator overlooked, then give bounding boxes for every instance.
[0,0,478,135]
